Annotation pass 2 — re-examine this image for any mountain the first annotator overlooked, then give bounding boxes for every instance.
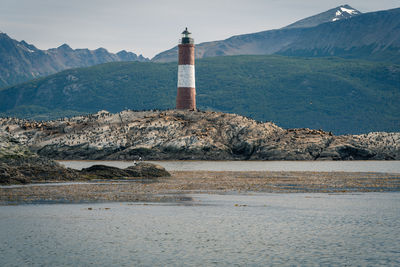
[284,4,361,29]
[0,32,149,88]
[0,55,399,135]
[277,8,400,61]
[152,6,400,63]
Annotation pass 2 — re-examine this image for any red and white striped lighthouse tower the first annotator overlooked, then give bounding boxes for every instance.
[176,27,196,110]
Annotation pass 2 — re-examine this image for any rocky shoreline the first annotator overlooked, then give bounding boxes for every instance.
[0,158,170,185]
[1,110,399,160]
[1,116,399,196]
[0,133,170,185]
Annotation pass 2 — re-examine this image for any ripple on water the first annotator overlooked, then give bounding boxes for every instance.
[0,193,399,266]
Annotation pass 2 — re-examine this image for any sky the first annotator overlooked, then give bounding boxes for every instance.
[1,0,399,58]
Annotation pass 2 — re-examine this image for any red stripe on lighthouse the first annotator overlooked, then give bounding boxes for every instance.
[178,44,195,65]
[176,87,196,110]
[176,29,196,110]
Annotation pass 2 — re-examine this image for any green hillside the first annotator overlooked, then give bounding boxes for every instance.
[1,55,399,134]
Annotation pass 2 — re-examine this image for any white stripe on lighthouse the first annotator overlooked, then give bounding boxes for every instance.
[178,65,195,88]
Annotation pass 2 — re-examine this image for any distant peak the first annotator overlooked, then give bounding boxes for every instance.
[117,50,137,55]
[337,5,360,14]
[95,47,108,52]
[58,43,72,50]
[18,40,38,52]
[332,5,361,21]
[283,4,361,29]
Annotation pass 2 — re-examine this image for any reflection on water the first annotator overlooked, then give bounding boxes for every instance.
[58,160,400,173]
[0,193,399,266]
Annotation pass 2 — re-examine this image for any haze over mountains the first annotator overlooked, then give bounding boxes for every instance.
[152,5,400,63]
[0,33,148,88]
[0,4,399,134]
[1,4,399,88]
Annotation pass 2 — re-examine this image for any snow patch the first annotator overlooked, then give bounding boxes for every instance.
[333,6,359,21]
[340,7,358,15]
[17,43,35,53]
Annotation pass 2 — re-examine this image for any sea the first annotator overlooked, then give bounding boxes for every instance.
[0,193,399,266]
[1,161,399,266]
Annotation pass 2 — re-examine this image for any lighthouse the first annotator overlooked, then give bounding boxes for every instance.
[176,27,196,110]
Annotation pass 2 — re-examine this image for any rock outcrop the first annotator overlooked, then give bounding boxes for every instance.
[0,134,79,184]
[81,163,170,179]
[0,133,171,184]
[1,110,399,161]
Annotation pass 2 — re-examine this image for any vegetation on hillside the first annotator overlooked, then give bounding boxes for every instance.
[0,55,399,134]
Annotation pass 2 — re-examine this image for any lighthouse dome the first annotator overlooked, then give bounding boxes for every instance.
[180,27,194,44]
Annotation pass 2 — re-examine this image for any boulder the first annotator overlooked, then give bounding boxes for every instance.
[80,163,170,179]
[80,165,130,179]
[125,163,171,177]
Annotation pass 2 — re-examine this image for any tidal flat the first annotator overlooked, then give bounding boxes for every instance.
[1,171,399,204]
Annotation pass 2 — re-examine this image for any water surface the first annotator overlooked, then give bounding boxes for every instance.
[1,193,399,266]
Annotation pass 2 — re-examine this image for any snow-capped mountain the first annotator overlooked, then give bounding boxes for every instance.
[284,5,361,29]
[332,6,361,21]
[152,6,399,63]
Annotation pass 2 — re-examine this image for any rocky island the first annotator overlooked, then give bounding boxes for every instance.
[0,110,399,160]
[1,110,400,202]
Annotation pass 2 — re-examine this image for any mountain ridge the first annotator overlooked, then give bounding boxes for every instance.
[0,33,149,88]
[152,6,400,63]
[283,4,361,29]
[1,5,397,87]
